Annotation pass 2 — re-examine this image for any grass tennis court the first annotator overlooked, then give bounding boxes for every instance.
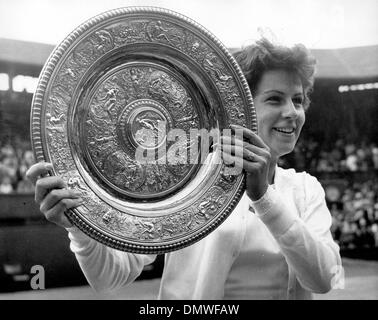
[1,258,377,300]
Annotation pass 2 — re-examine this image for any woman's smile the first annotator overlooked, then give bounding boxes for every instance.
[272,127,296,135]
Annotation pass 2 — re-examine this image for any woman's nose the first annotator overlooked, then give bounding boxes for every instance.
[282,100,298,119]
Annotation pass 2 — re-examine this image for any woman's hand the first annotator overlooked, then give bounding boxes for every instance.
[221,124,272,201]
[26,162,83,228]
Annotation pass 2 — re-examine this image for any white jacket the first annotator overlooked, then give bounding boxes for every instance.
[67,167,342,299]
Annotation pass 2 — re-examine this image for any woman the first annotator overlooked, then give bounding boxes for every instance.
[26,38,342,299]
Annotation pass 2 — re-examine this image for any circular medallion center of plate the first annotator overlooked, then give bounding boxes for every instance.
[119,99,172,150]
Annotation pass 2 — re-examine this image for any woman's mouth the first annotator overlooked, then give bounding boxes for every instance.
[273,127,295,135]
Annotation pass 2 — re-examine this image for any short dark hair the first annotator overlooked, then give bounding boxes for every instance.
[233,38,316,110]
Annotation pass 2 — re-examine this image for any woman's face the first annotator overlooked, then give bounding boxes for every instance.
[253,69,305,160]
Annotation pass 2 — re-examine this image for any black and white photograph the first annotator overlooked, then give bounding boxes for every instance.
[0,0,377,303]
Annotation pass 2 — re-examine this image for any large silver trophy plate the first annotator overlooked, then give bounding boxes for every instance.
[31,7,256,253]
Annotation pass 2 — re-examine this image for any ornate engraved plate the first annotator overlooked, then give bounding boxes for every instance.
[31,7,256,253]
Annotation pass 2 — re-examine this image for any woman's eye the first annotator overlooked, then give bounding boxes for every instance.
[293,97,304,106]
[266,96,281,104]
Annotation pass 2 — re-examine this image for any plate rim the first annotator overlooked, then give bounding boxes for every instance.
[30,6,255,254]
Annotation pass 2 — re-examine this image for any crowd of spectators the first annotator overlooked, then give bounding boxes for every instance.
[329,179,378,249]
[280,136,378,173]
[0,136,35,194]
[1,134,378,250]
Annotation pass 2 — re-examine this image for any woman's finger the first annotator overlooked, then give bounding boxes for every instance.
[222,151,265,170]
[40,188,82,213]
[230,124,269,150]
[44,198,83,228]
[25,162,53,185]
[222,151,234,166]
[35,176,66,204]
[222,151,269,177]
[221,136,270,158]
[221,144,256,161]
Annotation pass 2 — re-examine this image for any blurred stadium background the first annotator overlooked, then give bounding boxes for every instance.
[0,0,378,299]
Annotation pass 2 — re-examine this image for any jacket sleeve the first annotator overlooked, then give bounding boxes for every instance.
[250,176,342,293]
[66,226,157,292]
